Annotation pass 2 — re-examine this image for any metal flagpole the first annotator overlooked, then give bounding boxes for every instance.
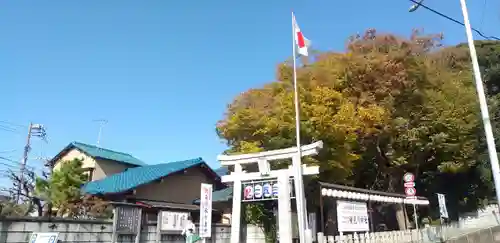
[459,0,500,212]
[291,11,309,243]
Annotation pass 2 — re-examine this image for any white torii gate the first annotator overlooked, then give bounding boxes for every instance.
[218,141,323,243]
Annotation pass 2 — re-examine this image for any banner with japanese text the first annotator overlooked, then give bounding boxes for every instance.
[199,183,212,238]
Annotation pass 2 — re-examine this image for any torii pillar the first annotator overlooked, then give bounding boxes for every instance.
[218,141,323,243]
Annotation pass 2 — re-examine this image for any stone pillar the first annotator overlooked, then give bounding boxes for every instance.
[230,180,242,243]
[278,171,292,243]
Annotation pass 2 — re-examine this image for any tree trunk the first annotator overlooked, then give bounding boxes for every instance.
[393,203,409,230]
[42,202,53,217]
[33,198,43,217]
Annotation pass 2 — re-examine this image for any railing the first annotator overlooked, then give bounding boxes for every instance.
[318,230,424,243]
[445,225,500,243]
[317,211,500,243]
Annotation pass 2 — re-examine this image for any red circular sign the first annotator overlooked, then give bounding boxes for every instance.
[405,187,416,196]
[403,173,415,182]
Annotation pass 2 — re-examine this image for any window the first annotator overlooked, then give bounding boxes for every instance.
[83,168,95,181]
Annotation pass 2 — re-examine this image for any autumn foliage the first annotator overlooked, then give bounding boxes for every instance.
[217,29,499,220]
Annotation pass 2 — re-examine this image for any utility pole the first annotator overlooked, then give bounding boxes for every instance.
[16,123,46,203]
[408,0,500,212]
[459,0,500,213]
[17,123,33,203]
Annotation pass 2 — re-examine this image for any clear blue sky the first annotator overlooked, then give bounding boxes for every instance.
[0,0,498,179]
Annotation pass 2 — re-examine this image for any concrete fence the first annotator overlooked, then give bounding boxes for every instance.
[316,211,500,243]
[444,225,500,243]
[6,214,499,243]
[318,230,426,243]
[0,217,235,243]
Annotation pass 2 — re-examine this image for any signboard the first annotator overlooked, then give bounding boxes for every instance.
[160,211,189,231]
[115,206,141,233]
[199,183,212,238]
[336,200,370,232]
[404,182,415,187]
[403,172,416,199]
[29,232,59,243]
[242,179,295,202]
[403,173,415,183]
[405,187,416,197]
[437,193,449,219]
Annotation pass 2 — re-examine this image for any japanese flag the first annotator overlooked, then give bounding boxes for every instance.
[292,13,311,56]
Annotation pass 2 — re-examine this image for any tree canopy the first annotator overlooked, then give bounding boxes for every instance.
[35,158,109,218]
[217,29,500,222]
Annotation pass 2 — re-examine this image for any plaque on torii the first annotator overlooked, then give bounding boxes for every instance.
[218,141,323,243]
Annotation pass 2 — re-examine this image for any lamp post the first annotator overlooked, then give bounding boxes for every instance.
[408,0,500,212]
[408,0,424,12]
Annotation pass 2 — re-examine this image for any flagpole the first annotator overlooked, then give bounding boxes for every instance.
[292,11,309,243]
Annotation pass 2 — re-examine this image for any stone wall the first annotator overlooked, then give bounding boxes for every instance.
[445,225,500,243]
[0,217,240,243]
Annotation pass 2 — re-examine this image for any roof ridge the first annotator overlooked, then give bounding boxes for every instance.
[120,157,204,172]
[164,157,203,164]
[145,157,204,167]
[72,141,135,157]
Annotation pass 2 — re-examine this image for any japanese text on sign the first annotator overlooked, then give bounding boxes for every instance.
[337,200,370,232]
[199,183,212,238]
[115,206,141,233]
[28,232,59,243]
[160,211,189,231]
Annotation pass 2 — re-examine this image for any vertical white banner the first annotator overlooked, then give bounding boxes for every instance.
[437,193,449,219]
[199,183,213,238]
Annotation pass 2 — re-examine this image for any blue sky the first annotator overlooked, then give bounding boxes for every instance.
[0,0,499,180]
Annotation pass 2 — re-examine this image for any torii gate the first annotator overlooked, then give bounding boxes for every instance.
[218,141,323,243]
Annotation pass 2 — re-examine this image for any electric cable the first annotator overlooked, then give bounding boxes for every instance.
[409,0,500,41]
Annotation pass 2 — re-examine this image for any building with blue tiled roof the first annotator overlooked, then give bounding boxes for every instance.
[50,141,228,219]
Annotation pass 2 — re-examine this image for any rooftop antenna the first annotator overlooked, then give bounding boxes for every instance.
[93,119,108,147]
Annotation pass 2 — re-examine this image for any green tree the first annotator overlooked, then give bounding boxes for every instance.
[217,29,495,226]
[244,202,277,243]
[35,158,94,217]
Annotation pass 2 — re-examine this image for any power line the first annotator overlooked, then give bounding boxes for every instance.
[0,162,20,169]
[0,125,20,134]
[0,156,18,164]
[0,149,17,154]
[0,156,35,170]
[0,157,22,169]
[0,121,26,128]
[408,0,500,41]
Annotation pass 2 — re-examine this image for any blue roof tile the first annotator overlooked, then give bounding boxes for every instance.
[72,142,146,167]
[214,167,228,177]
[193,187,233,204]
[82,157,206,195]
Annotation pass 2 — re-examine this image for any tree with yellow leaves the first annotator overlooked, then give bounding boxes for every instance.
[217,29,497,233]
